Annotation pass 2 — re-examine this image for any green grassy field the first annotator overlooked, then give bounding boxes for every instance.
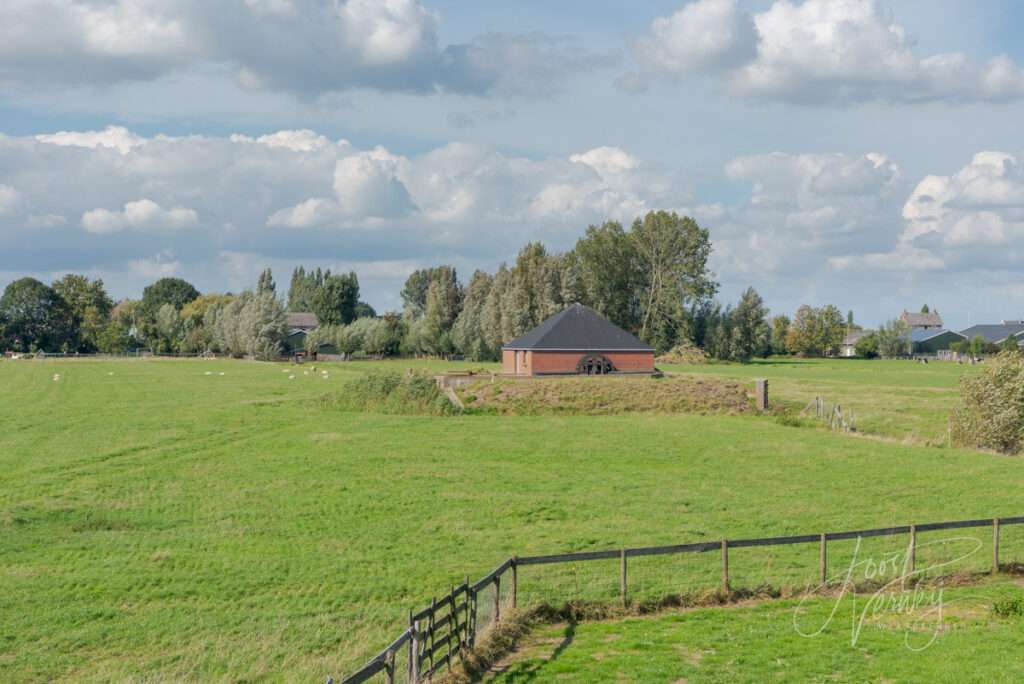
[661,357,973,443]
[488,579,1024,683]
[0,357,1020,682]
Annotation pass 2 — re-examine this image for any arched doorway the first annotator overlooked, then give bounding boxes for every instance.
[576,354,616,375]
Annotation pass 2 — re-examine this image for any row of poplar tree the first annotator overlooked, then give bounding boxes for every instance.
[0,210,876,361]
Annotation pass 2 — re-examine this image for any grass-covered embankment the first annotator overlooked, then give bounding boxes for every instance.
[457,374,752,416]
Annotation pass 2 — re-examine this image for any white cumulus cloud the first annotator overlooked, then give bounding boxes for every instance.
[81,199,199,234]
[0,0,609,98]
[36,126,146,154]
[630,0,756,75]
[630,0,1024,105]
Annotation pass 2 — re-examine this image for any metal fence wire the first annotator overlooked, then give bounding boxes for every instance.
[332,515,1024,684]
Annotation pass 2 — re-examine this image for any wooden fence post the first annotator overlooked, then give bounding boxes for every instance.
[409,609,419,684]
[428,597,436,674]
[493,576,501,624]
[384,650,395,684]
[447,586,455,672]
[993,518,1000,576]
[511,558,518,610]
[620,549,627,608]
[721,540,729,594]
[755,379,768,411]
[907,525,916,586]
[464,575,471,650]
[819,533,827,585]
[468,587,477,649]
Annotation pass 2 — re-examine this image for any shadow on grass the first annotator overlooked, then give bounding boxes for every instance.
[488,621,577,683]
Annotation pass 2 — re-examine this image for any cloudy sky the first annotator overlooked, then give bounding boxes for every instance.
[2,0,1024,328]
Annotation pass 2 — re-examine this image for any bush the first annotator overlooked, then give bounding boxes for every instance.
[655,341,708,365]
[950,351,1024,454]
[854,332,879,359]
[324,370,459,416]
[993,596,1024,618]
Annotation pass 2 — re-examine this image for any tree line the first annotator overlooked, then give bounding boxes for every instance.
[0,265,372,360]
[0,209,924,362]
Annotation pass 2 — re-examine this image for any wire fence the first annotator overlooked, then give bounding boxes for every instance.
[331,514,1024,684]
[4,350,210,359]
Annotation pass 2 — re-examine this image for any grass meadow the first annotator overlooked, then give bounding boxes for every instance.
[1,356,1021,682]
[488,579,1024,683]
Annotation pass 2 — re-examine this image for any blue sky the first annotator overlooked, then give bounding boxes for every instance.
[2,0,1024,329]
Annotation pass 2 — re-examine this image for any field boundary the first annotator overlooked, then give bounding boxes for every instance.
[332,514,1024,684]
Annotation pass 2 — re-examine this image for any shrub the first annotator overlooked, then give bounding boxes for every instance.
[655,341,708,365]
[950,351,1024,454]
[993,596,1024,618]
[854,332,879,359]
[324,370,459,416]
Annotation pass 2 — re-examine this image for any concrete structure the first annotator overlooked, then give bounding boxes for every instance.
[501,303,655,376]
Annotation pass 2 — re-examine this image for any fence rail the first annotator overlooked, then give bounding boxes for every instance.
[332,514,1024,684]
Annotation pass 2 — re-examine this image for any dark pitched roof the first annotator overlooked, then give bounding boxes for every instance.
[286,312,319,330]
[503,303,654,352]
[958,323,1024,344]
[901,310,943,328]
[910,328,964,343]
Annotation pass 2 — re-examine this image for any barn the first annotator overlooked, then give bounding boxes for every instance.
[501,303,656,376]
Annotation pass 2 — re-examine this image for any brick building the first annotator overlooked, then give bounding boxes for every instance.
[501,303,655,376]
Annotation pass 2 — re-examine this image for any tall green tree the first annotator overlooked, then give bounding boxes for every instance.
[400,266,462,354]
[256,268,276,297]
[140,278,200,316]
[400,267,461,322]
[786,305,823,357]
[572,221,639,331]
[287,267,318,311]
[452,270,495,361]
[138,277,200,349]
[877,319,911,358]
[770,315,791,355]
[729,287,771,362]
[819,305,846,355]
[52,274,114,352]
[0,278,75,352]
[631,211,716,352]
[311,272,361,326]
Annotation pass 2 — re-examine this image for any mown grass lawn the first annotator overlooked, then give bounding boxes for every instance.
[488,579,1024,683]
[0,357,1017,682]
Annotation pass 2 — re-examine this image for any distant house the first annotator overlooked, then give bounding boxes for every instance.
[286,312,319,331]
[839,329,873,357]
[502,303,655,376]
[958,321,1024,346]
[900,310,943,330]
[283,312,320,355]
[911,328,965,355]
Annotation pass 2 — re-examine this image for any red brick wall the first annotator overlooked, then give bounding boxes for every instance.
[507,350,654,375]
